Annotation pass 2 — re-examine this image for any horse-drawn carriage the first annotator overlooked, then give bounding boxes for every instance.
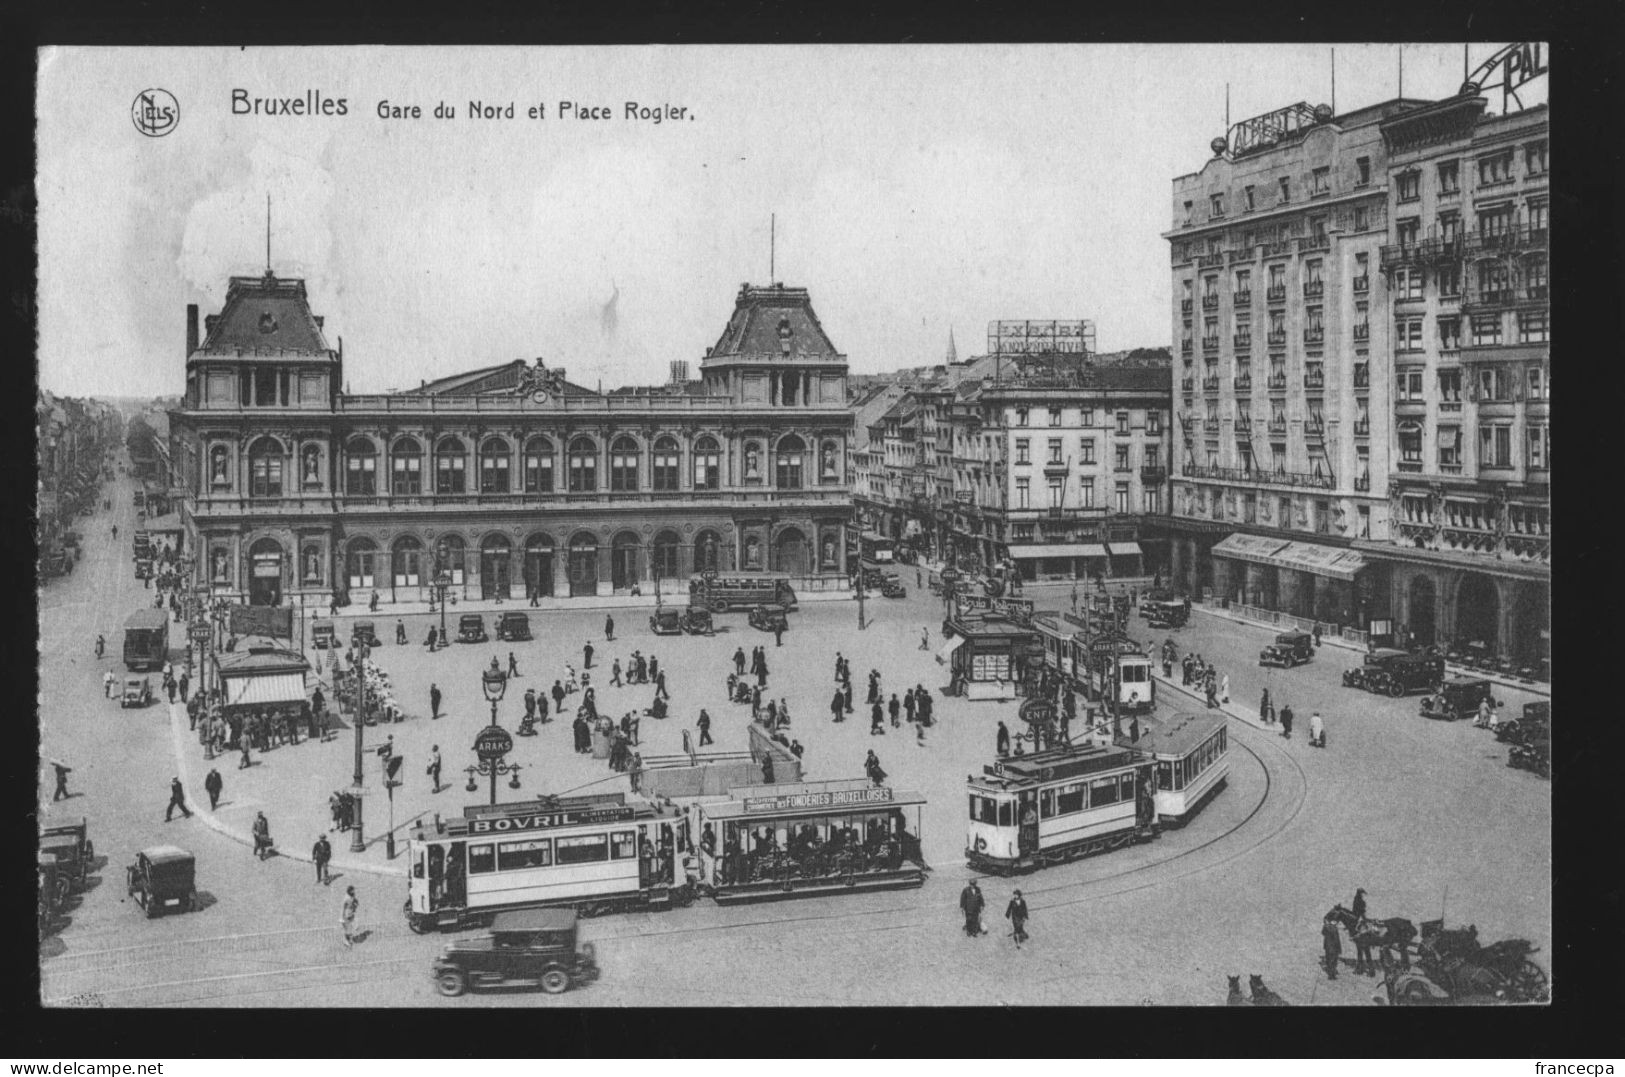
[1412,920,1549,1003]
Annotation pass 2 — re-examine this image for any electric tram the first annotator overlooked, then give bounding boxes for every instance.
[404,794,691,933]
[1032,614,1156,715]
[1133,711,1230,826]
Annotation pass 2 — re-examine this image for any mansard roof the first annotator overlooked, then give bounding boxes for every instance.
[196,270,334,358]
[705,283,844,364]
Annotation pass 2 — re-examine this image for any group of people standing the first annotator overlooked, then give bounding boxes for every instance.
[958,879,1031,946]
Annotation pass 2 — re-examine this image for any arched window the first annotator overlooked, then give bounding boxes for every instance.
[392,535,424,588]
[391,437,423,496]
[523,437,555,494]
[610,436,640,493]
[435,437,466,494]
[438,534,468,586]
[652,436,680,492]
[209,445,231,487]
[344,436,377,496]
[248,437,285,498]
[775,434,805,489]
[693,436,720,491]
[346,537,378,590]
[300,444,322,487]
[568,437,597,493]
[480,437,511,494]
[652,529,682,579]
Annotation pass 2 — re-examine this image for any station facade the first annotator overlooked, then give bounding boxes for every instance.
[168,273,855,607]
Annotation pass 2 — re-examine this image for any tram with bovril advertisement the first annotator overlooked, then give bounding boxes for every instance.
[1033,615,1155,715]
[1134,711,1229,826]
[404,794,692,933]
[966,742,1158,875]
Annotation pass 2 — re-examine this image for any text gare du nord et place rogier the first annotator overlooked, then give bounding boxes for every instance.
[228,90,690,124]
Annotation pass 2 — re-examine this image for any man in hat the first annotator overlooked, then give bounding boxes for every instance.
[312,833,332,885]
[1005,889,1030,945]
[959,879,986,937]
[51,760,72,801]
[204,766,223,810]
[165,776,192,821]
[582,641,594,669]
[1321,915,1342,980]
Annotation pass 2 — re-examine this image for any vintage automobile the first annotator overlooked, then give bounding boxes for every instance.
[134,557,155,580]
[649,608,683,636]
[680,606,714,636]
[432,908,599,997]
[1496,701,1551,746]
[311,618,337,650]
[39,817,94,899]
[126,845,199,919]
[351,620,383,648]
[1508,732,1551,778]
[1343,648,1424,691]
[1420,676,1497,721]
[121,676,152,708]
[1365,654,1445,698]
[748,604,790,633]
[454,614,488,643]
[1144,601,1189,630]
[880,576,907,599]
[38,853,61,940]
[1259,631,1314,668]
[496,612,533,642]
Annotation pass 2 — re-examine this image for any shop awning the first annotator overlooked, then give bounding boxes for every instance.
[937,635,967,662]
[1008,543,1108,560]
[1107,542,1143,557]
[1211,533,1366,581]
[223,672,308,707]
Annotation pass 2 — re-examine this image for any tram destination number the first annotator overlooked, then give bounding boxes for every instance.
[376,100,691,123]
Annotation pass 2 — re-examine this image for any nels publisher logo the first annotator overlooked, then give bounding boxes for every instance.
[131,89,179,137]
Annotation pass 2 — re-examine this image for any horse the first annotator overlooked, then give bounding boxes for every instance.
[1248,974,1289,1005]
[1327,904,1416,972]
[1226,975,1249,1005]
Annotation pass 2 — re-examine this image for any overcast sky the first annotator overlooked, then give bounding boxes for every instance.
[36,43,1537,397]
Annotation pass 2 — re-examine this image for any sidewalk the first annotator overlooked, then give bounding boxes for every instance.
[309,587,855,621]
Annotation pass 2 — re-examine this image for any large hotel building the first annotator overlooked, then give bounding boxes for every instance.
[168,273,855,607]
[1165,65,1548,670]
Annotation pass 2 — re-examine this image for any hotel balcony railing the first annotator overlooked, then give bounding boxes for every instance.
[1233,334,1253,350]
[1180,377,1195,392]
[1233,290,1251,307]
[1267,374,1288,391]
[1198,252,1226,268]
[1353,418,1371,436]
[1354,474,1372,492]
[1266,284,1287,303]
[1302,280,1325,298]
[1352,275,1370,293]
[1261,240,1292,258]
[1267,418,1288,434]
[1297,234,1331,252]
[1181,463,1333,490]
[1464,224,1549,256]
[1233,374,1253,392]
[1228,247,1256,265]
[1202,418,1221,431]
[1181,339,1193,355]
[1202,376,1221,392]
[1202,336,1220,352]
[1303,327,1325,344]
[1181,299,1193,314]
[1379,242,1420,270]
[1202,294,1220,310]
[1352,322,1370,342]
[1266,330,1287,347]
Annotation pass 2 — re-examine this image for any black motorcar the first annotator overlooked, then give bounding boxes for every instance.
[351,620,383,648]
[748,604,789,633]
[432,908,599,997]
[1259,631,1314,668]
[880,576,907,598]
[1496,701,1551,745]
[496,612,532,642]
[680,607,714,636]
[1420,676,1497,720]
[1343,648,1411,690]
[39,817,94,901]
[649,608,683,636]
[1365,654,1446,698]
[456,614,489,644]
[126,845,198,919]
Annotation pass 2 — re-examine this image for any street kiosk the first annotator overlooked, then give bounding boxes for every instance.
[941,615,1043,701]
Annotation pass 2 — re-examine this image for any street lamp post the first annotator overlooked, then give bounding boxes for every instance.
[466,658,520,805]
[434,541,451,649]
[349,643,367,854]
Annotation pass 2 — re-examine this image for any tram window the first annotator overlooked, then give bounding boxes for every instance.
[497,839,553,871]
[1119,774,1135,800]
[1091,777,1120,805]
[1039,789,1056,818]
[1157,762,1172,790]
[1173,760,1186,791]
[467,843,496,874]
[610,831,637,860]
[973,796,997,824]
[997,801,1014,827]
[555,834,609,865]
[1056,784,1085,815]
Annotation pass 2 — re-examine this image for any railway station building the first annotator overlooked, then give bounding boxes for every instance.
[167,272,855,608]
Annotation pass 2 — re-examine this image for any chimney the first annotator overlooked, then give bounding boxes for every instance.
[669,360,689,386]
[186,304,199,357]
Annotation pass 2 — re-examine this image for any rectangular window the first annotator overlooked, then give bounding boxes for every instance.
[1527,424,1547,469]
[1079,478,1094,508]
[346,454,376,496]
[467,844,496,874]
[1437,263,1462,298]
[1478,206,1514,237]
[1354,206,1369,231]
[1116,411,1130,434]
[1244,185,1256,211]
[1439,369,1462,404]
[1356,156,1371,186]
[1400,427,1422,464]
[1394,267,1423,301]
[1115,482,1129,513]
[524,451,554,493]
[1090,776,1121,806]
[610,447,639,492]
[1438,317,1462,350]
[436,455,465,495]
[480,454,509,494]
[1396,319,1423,351]
[1528,202,1548,235]
[693,446,720,491]
[1146,411,1161,435]
[1471,315,1503,347]
[1047,476,1063,508]
[1396,171,1420,202]
[251,454,283,498]
[1080,438,1095,464]
[1278,176,1291,203]
[1524,140,1548,176]
[1478,152,1513,185]
[1210,192,1226,217]
[497,839,553,871]
[1047,438,1063,464]
[1015,477,1029,509]
[1438,160,1460,194]
[1438,425,1462,468]
[554,834,609,865]
[391,455,421,496]
[568,452,596,493]
[653,446,680,491]
[1145,445,1160,468]
[1114,444,1130,471]
[1396,217,1420,246]
[1477,262,1511,303]
[1048,407,1062,427]
[610,831,638,860]
[1015,407,1029,426]
[1182,201,1193,226]
[1056,783,1086,815]
[1518,311,1549,344]
[1080,408,1095,427]
[1398,370,1424,400]
[1478,367,1509,402]
[1015,439,1030,465]
[1526,365,1546,400]
[1524,258,1548,300]
[1312,166,1330,196]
